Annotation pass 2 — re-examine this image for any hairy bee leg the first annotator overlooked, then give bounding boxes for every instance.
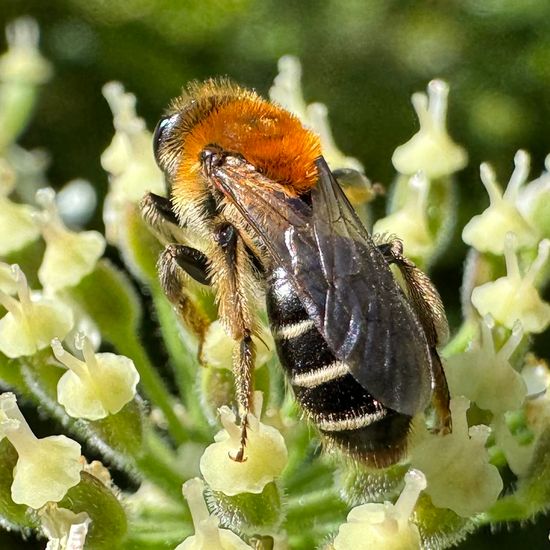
[140,191,179,231]
[378,240,451,432]
[232,330,255,462]
[214,223,256,462]
[157,244,211,348]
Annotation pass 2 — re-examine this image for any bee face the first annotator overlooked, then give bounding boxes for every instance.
[144,80,451,467]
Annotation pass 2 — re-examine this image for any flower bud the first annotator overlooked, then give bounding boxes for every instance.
[516,153,550,238]
[0,195,39,256]
[175,478,253,550]
[200,393,287,496]
[491,415,534,477]
[269,55,363,172]
[51,333,139,421]
[101,82,165,246]
[333,469,426,550]
[201,321,274,370]
[445,315,526,415]
[373,172,432,263]
[410,397,503,517]
[0,18,52,151]
[269,55,308,120]
[392,80,467,178]
[0,159,39,255]
[0,18,51,85]
[0,264,73,358]
[471,234,550,334]
[0,262,17,294]
[36,187,105,292]
[0,392,82,509]
[462,153,539,254]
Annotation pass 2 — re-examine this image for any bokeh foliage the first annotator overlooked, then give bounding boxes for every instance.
[1,1,549,548]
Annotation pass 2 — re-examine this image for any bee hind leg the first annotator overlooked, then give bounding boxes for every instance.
[377,238,451,432]
[214,223,257,462]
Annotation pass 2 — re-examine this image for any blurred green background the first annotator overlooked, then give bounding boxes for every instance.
[1,0,549,547]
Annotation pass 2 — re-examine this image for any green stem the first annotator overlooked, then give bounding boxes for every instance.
[125,523,191,548]
[115,330,188,445]
[136,429,188,501]
[286,488,346,520]
[284,460,334,494]
[152,289,211,438]
[442,319,477,358]
[288,522,341,547]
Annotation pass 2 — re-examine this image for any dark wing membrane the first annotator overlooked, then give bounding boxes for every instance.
[211,155,432,415]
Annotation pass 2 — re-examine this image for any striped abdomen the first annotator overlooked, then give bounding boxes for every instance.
[266,266,411,467]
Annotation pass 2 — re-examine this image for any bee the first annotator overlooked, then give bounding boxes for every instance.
[141,79,451,467]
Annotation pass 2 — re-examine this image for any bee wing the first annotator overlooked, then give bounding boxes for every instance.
[211,155,432,416]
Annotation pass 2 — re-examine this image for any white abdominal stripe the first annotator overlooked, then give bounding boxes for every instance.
[291,360,349,388]
[317,409,387,432]
[275,319,316,340]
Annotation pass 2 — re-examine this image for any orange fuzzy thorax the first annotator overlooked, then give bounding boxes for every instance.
[175,84,322,196]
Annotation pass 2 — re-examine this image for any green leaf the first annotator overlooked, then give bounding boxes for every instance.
[84,398,144,459]
[68,259,141,345]
[209,481,283,536]
[59,472,127,550]
[119,204,162,283]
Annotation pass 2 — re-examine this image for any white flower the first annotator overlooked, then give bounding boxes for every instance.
[0,262,18,294]
[36,188,105,292]
[410,396,502,517]
[462,152,539,254]
[333,469,426,550]
[392,79,467,178]
[0,392,82,509]
[201,321,274,370]
[515,153,550,237]
[0,264,73,358]
[51,333,139,421]
[373,172,432,261]
[492,415,534,477]
[101,82,165,246]
[39,503,91,550]
[445,315,526,415]
[200,393,287,496]
[471,234,550,333]
[175,478,252,550]
[0,163,39,254]
[0,18,51,84]
[0,196,40,255]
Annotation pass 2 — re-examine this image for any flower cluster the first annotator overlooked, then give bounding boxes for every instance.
[0,19,549,550]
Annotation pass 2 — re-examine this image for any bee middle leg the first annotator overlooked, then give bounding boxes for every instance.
[157,244,212,351]
[378,239,451,432]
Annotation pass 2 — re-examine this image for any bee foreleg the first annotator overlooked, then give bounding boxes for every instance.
[377,239,451,432]
[140,192,179,232]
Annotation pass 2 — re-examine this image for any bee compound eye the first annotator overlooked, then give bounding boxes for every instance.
[153,113,179,169]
